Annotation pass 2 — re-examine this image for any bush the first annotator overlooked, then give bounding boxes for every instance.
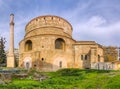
[0,69,120,89]
[57,68,83,76]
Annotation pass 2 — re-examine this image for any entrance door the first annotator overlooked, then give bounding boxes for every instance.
[24,57,32,69]
[26,62,30,69]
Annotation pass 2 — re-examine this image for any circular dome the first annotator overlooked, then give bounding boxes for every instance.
[25,15,73,37]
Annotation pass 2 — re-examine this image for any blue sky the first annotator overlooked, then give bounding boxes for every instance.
[0,0,120,49]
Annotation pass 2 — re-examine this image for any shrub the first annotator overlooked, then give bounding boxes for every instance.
[57,68,83,76]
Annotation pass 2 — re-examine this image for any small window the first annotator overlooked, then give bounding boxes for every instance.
[59,61,62,68]
[85,55,87,60]
[98,55,100,62]
[81,55,83,60]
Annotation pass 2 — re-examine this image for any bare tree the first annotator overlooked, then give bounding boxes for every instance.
[103,46,118,62]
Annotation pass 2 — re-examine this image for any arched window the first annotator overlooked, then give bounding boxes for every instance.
[98,55,100,62]
[81,55,83,60]
[55,38,65,50]
[85,55,88,60]
[59,61,62,68]
[81,54,89,60]
[25,40,32,51]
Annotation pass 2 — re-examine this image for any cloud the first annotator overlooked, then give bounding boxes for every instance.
[73,15,120,46]
[86,16,107,27]
[1,0,120,49]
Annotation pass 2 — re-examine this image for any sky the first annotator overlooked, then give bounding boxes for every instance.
[0,0,120,49]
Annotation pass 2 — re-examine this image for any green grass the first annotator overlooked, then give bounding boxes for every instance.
[0,69,120,89]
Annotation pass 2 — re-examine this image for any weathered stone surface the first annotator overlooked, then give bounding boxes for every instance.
[14,73,28,79]
[0,73,12,84]
[33,73,49,81]
[19,15,104,71]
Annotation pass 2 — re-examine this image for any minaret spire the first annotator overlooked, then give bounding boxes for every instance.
[7,14,15,67]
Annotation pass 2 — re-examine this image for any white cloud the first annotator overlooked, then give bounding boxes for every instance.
[73,15,120,46]
[1,0,120,49]
[86,16,107,27]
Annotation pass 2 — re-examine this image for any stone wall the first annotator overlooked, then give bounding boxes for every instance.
[19,15,104,71]
[19,34,75,71]
[91,62,114,70]
[73,41,104,69]
[25,16,72,37]
[25,27,72,38]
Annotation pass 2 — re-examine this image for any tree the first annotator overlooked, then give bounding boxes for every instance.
[103,46,118,62]
[0,37,6,65]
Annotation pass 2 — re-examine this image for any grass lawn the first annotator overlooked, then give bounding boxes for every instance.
[0,69,120,89]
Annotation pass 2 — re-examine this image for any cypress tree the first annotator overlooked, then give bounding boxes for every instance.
[0,37,6,65]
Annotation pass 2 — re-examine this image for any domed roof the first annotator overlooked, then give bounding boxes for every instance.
[25,15,73,33]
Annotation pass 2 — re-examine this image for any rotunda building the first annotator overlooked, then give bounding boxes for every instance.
[19,15,104,71]
[19,15,75,71]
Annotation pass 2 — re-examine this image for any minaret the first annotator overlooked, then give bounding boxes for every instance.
[7,14,15,67]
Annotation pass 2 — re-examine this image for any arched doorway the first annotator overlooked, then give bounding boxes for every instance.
[24,57,32,69]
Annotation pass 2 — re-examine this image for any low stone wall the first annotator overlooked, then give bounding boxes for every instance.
[0,69,20,74]
[91,62,115,70]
